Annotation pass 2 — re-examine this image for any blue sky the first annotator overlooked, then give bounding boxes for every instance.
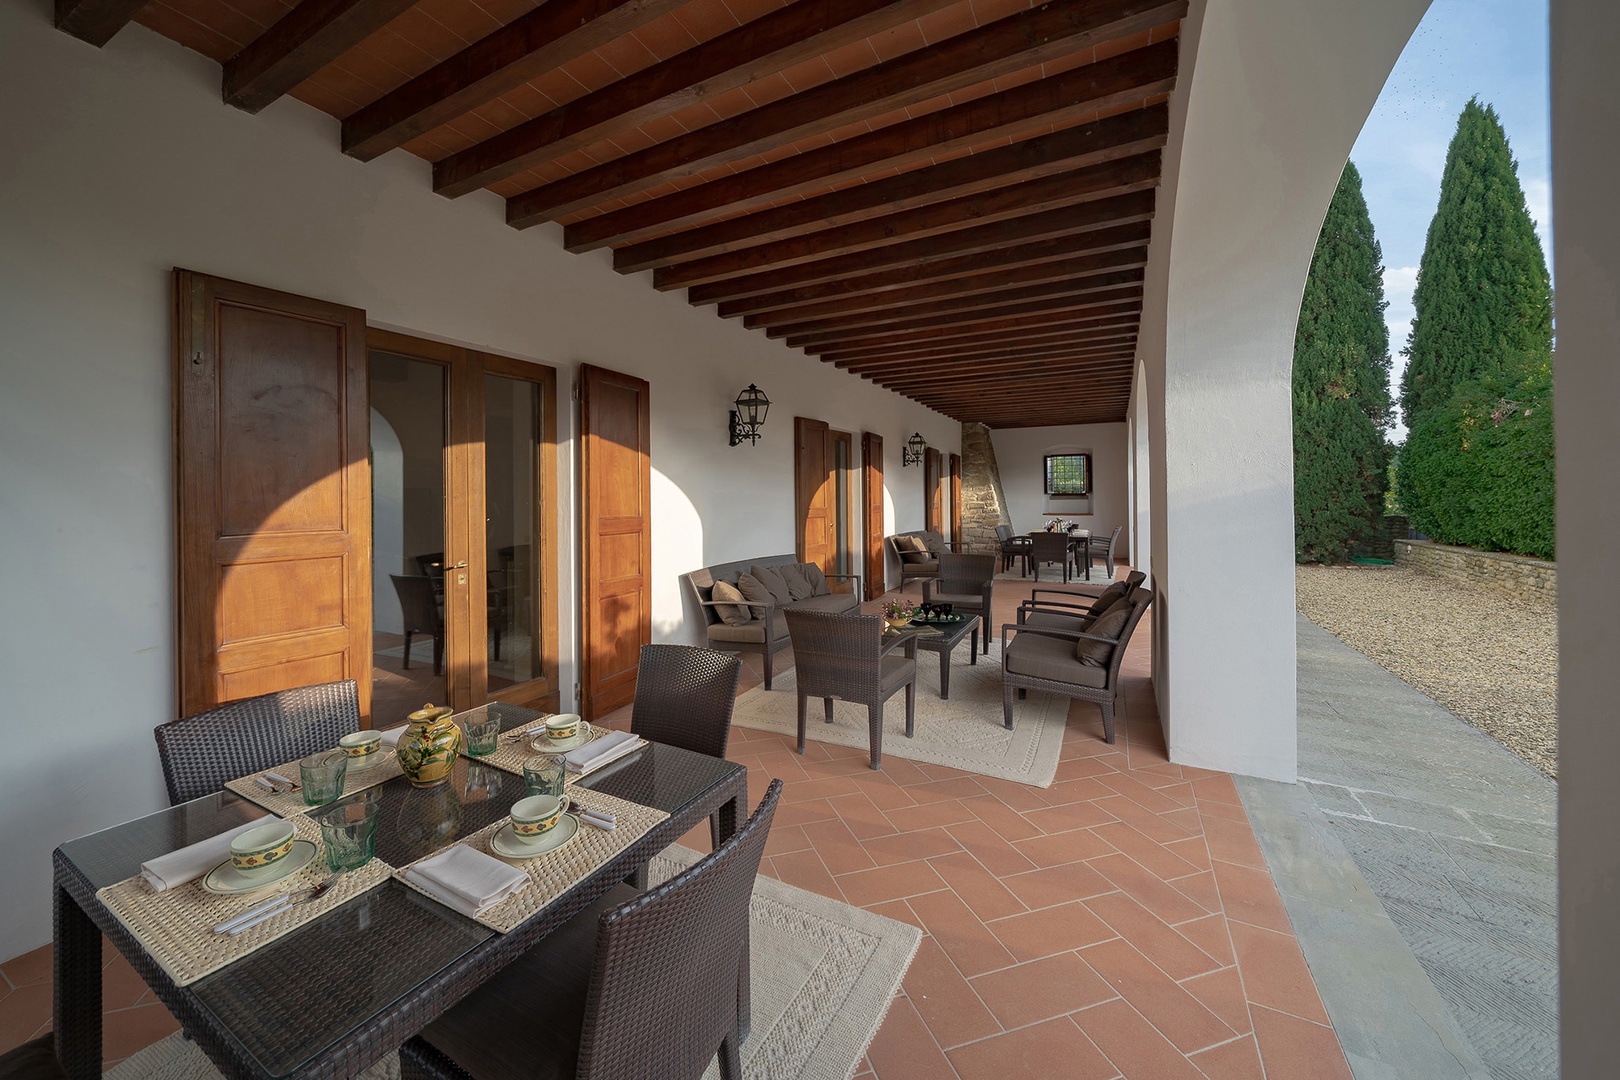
[1348,0,1551,438]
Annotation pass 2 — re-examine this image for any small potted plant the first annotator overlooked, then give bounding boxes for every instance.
[881,597,915,630]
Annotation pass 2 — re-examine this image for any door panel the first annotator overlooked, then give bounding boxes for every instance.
[581,364,651,720]
[831,430,854,584]
[862,432,884,600]
[925,447,943,535]
[795,416,833,575]
[949,452,963,552]
[175,269,371,719]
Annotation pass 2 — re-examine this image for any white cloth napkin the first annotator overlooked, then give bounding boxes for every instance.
[377,724,408,748]
[404,844,529,918]
[565,729,644,774]
[140,815,277,892]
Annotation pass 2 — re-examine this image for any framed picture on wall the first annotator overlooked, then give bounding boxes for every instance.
[1043,452,1091,496]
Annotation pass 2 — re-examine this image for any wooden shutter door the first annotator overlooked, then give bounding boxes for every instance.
[174,270,371,717]
[925,447,943,534]
[579,364,651,720]
[862,432,885,600]
[795,416,833,573]
[949,452,962,552]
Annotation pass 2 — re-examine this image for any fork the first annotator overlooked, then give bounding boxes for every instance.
[254,772,301,794]
[504,715,553,741]
[222,880,333,935]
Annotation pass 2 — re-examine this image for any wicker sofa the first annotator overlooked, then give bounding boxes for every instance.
[683,554,862,690]
[887,529,950,591]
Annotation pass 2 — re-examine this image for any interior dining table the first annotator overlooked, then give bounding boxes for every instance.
[50,707,748,1080]
[1023,528,1094,581]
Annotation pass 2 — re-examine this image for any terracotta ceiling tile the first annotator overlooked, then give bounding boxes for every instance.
[1093,29,1153,63]
[135,5,239,62]
[490,82,551,121]
[730,71,794,109]
[635,113,695,146]
[591,33,660,79]
[971,0,1038,25]
[867,20,927,62]
[405,132,456,159]
[917,3,981,45]
[383,7,467,57]
[550,52,622,99]
[411,0,508,43]
[819,38,882,79]
[776,56,839,95]
[717,0,787,30]
[291,83,359,119]
[629,14,702,62]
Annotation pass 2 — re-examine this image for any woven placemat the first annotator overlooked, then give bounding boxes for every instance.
[393,789,668,933]
[95,816,392,987]
[465,722,604,776]
[225,752,404,817]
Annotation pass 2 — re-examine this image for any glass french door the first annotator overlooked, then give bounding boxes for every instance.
[368,330,558,724]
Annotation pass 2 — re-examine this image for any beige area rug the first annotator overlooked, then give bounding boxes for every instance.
[734,655,1069,787]
[105,846,919,1080]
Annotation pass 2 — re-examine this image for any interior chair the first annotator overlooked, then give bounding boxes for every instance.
[923,552,997,651]
[1085,525,1125,579]
[486,571,506,663]
[995,524,1032,575]
[153,679,361,804]
[784,610,916,770]
[399,780,783,1080]
[1001,587,1153,743]
[391,574,445,675]
[1018,571,1147,639]
[1027,531,1072,582]
[0,1037,66,1080]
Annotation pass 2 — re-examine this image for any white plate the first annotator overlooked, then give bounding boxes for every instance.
[344,747,396,772]
[526,721,597,755]
[202,840,319,895]
[489,814,581,860]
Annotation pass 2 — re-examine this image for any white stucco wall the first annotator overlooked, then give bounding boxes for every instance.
[990,423,1129,558]
[1137,0,1429,781]
[0,1,957,959]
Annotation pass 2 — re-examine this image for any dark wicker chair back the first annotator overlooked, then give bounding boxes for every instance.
[630,644,742,760]
[390,574,444,673]
[784,610,917,769]
[153,679,361,805]
[1087,524,1125,576]
[401,780,784,1080]
[926,552,997,645]
[1028,531,1071,581]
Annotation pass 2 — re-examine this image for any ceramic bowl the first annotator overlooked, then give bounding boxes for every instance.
[338,730,382,762]
[544,714,582,742]
[229,821,298,876]
[510,794,564,837]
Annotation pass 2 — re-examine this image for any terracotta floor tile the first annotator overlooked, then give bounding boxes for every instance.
[788,774,864,802]
[1040,776,1115,808]
[1075,998,1207,1080]
[969,951,1115,1029]
[867,898,927,930]
[884,798,978,834]
[1012,828,1119,868]
[1024,798,1120,836]
[1194,797,1250,825]
[1082,891,1223,981]
[1164,835,1213,873]
[904,776,990,804]
[768,848,843,899]
[1200,815,1268,870]
[1048,754,1122,780]
[1166,869,1222,914]
[1161,806,1206,836]
[946,1016,1118,1080]
[972,775,1054,813]
[0,982,52,1054]
[1096,773,1192,816]
[988,900,1116,963]
[1091,821,1201,881]
[947,820,1040,878]
[765,822,811,857]
[1001,860,1115,910]
[865,994,958,1080]
[1079,939,1237,1054]
[863,758,933,791]
[1189,1035,1265,1080]
[837,859,948,907]
[102,953,152,1012]
[1226,923,1330,1025]
[907,888,1019,978]
[1091,795,1195,844]
[1175,913,1236,967]
[0,945,51,991]
[929,851,1028,922]
[835,791,905,842]
[797,748,884,780]
[1209,860,1293,935]
[902,937,1001,1050]
[1191,774,1243,805]
[862,827,965,867]
[774,796,840,830]
[1248,1006,1353,1080]
[1181,966,1253,1036]
[960,796,1043,841]
[1088,853,1212,925]
[803,817,880,876]
[102,1000,180,1063]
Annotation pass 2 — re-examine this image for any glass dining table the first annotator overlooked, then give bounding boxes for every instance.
[50,715,748,1080]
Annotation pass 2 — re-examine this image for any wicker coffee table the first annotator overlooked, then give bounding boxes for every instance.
[908,616,979,698]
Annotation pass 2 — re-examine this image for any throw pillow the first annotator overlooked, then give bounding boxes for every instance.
[750,564,793,606]
[778,562,814,601]
[709,579,752,626]
[801,562,830,596]
[1076,596,1133,667]
[736,573,776,613]
[1085,582,1130,618]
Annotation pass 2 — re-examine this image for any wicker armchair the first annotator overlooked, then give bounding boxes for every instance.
[923,552,997,650]
[0,1036,66,1080]
[399,780,783,1080]
[1081,525,1124,579]
[1017,571,1147,638]
[1027,531,1073,582]
[995,524,1032,575]
[1001,587,1152,743]
[784,610,916,770]
[153,679,361,804]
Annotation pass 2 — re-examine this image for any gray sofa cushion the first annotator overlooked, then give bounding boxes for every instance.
[707,612,788,643]
[709,579,751,626]
[789,592,859,615]
[778,562,815,601]
[1006,631,1108,687]
[802,562,829,596]
[1077,598,1132,667]
[750,564,793,605]
[737,573,775,612]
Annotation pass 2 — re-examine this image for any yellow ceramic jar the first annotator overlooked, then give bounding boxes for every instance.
[397,704,461,788]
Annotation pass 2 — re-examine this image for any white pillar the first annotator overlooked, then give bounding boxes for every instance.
[1141,0,1429,780]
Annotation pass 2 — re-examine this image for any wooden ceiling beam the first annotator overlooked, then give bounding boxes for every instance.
[747,247,1147,331]
[654,152,1159,290]
[509,0,1187,225]
[223,0,417,114]
[828,328,1139,367]
[433,0,960,198]
[563,37,1179,252]
[859,349,1139,379]
[787,290,1143,349]
[54,0,148,46]
[908,386,1132,408]
[880,365,1137,390]
[617,106,1168,273]
[340,0,690,162]
[688,190,1156,305]
[809,311,1139,360]
[717,222,1152,318]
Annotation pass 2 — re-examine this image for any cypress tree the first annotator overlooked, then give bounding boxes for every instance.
[1396,98,1554,553]
[1293,161,1393,563]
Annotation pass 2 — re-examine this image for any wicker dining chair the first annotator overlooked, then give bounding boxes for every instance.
[995,524,1032,575]
[922,552,997,651]
[1027,531,1072,582]
[153,679,361,805]
[399,779,783,1080]
[390,574,444,675]
[1083,525,1125,579]
[784,610,916,770]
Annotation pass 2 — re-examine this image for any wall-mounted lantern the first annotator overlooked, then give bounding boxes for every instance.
[728,384,770,446]
[902,432,926,466]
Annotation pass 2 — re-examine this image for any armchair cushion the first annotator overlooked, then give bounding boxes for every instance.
[708,612,788,643]
[1006,631,1108,688]
[1086,581,1131,618]
[881,653,917,693]
[926,590,985,608]
[790,593,858,614]
[709,579,751,626]
[749,564,794,605]
[801,562,830,596]
[736,572,776,611]
[778,563,815,601]
[1076,598,1132,667]
[896,536,930,563]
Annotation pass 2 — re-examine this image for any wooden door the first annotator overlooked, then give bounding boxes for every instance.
[579,364,651,720]
[925,447,943,535]
[795,416,834,573]
[862,432,885,600]
[174,270,371,718]
[949,452,963,552]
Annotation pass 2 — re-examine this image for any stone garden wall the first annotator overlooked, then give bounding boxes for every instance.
[1391,538,1557,604]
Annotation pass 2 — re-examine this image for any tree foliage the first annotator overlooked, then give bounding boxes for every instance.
[1293,161,1393,563]
[1396,98,1554,556]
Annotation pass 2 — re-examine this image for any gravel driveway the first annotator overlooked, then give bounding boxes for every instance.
[1295,564,1558,778]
